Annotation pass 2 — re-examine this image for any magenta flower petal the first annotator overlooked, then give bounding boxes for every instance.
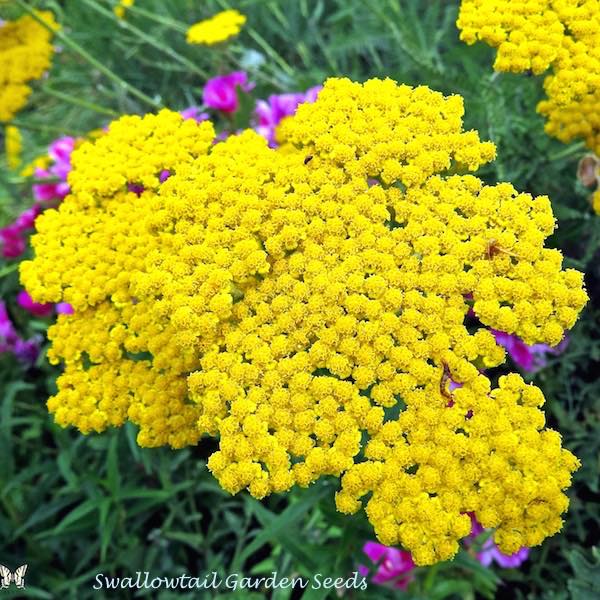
[357,564,369,577]
[0,230,26,258]
[17,290,54,317]
[476,548,495,567]
[56,181,71,197]
[55,302,74,315]
[304,85,322,102]
[48,136,75,164]
[13,337,40,363]
[492,329,567,373]
[492,547,530,569]
[0,301,40,364]
[15,205,41,229]
[180,106,210,122]
[255,99,274,126]
[203,71,251,113]
[253,86,322,146]
[0,205,41,258]
[30,136,76,203]
[513,343,536,371]
[361,541,415,589]
[33,182,64,203]
[448,379,463,392]
[0,301,17,341]
[467,514,530,570]
[362,541,388,563]
[390,549,415,574]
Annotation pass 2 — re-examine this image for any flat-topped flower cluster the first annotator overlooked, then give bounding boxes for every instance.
[0,10,58,121]
[186,9,246,46]
[20,78,587,566]
[457,0,600,154]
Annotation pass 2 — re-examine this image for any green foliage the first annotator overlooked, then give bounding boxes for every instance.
[1,0,599,598]
[566,547,600,600]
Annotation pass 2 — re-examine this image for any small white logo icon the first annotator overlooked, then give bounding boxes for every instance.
[0,564,27,589]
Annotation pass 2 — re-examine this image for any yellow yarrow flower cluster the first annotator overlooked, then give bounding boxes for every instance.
[21,110,216,448]
[0,11,58,122]
[114,0,135,20]
[457,0,600,155]
[4,124,22,170]
[21,78,587,566]
[186,10,246,46]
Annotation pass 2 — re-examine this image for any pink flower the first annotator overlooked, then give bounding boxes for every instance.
[481,546,530,569]
[254,86,321,146]
[0,301,40,364]
[179,106,210,122]
[1,136,77,258]
[203,71,253,113]
[492,330,569,373]
[358,541,415,590]
[32,136,75,203]
[467,515,530,569]
[17,290,54,317]
[0,227,27,258]
[48,136,75,178]
[0,302,15,343]
[31,178,70,203]
[14,205,40,230]
[55,302,74,315]
[0,205,41,258]
[12,337,40,363]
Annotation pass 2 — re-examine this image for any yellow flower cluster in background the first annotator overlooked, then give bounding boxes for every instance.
[114,0,135,20]
[457,0,600,156]
[4,124,22,170]
[0,11,58,122]
[592,188,600,214]
[21,78,587,565]
[186,9,246,45]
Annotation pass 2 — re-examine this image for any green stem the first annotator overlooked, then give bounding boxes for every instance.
[226,46,287,90]
[423,563,439,590]
[215,0,295,78]
[370,0,438,75]
[0,263,19,279]
[82,0,209,79]
[42,85,119,117]
[126,4,188,33]
[0,496,20,529]
[8,118,83,136]
[15,0,161,109]
[245,28,295,78]
[549,141,587,162]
